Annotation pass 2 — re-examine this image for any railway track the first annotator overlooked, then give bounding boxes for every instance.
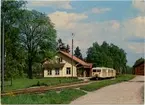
[1,77,115,96]
[1,80,96,96]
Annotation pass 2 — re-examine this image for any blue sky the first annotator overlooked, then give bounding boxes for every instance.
[27,0,145,66]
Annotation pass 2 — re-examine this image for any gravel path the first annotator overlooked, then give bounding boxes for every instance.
[71,76,144,104]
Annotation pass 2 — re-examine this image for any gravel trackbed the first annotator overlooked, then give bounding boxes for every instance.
[70,76,144,104]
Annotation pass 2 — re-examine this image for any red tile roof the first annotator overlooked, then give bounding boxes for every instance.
[59,51,92,68]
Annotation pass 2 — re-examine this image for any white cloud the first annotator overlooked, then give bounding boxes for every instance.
[91,8,111,14]
[117,16,145,54]
[27,0,72,9]
[48,11,144,65]
[132,0,145,13]
[48,11,88,30]
[122,16,145,39]
[111,20,120,30]
[128,43,145,54]
[49,11,121,52]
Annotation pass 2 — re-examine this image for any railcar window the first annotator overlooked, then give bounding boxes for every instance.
[96,69,101,72]
[93,69,96,72]
[92,69,101,72]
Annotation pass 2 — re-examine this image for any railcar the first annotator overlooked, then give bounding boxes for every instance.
[92,67,116,78]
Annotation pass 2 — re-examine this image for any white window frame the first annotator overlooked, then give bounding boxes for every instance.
[66,67,71,75]
[55,68,60,75]
[48,70,52,75]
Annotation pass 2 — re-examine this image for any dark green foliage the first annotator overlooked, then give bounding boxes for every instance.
[37,81,40,86]
[2,0,57,80]
[57,38,65,50]
[86,41,127,74]
[77,69,84,77]
[57,38,70,53]
[66,44,70,53]
[2,0,27,80]
[74,46,83,60]
[32,62,43,78]
[80,74,135,91]
[31,81,48,87]
[126,65,133,74]
[1,89,86,104]
[19,10,57,79]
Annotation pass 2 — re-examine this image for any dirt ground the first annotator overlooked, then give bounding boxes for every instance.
[70,76,144,104]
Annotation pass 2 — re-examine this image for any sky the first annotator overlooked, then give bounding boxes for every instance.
[26,0,145,66]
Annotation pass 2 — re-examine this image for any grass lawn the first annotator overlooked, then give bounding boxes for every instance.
[4,77,81,91]
[80,74,135,91]
[1,89,86,104]
[2,74,136,104]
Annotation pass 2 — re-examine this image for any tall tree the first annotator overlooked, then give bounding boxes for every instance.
[87,42,102,67]
[1,0,27,79]
[57,38,65,51]
[74,46,83,60]
[86,41,127,74]
[101,41,113,68]
[109,44,127,74]
[126,65,133,74]
[19,10,56,79]
[66,44,70,53]
[57,38,70,53]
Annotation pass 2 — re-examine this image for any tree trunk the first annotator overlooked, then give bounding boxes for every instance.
[11,76,13,86]
[42,64,44,78]
[28,57,33,79]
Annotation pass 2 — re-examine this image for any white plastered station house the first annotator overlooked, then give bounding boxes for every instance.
[42,51,92,77]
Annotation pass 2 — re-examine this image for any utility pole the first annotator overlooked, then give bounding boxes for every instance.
[71,33,74,77]
[1,16,5,92]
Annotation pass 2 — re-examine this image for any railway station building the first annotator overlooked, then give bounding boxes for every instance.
[42,51,92,77]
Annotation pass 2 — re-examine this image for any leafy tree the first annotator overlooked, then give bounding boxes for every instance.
[126,65,133,74]
[19,10,56,79]
[66,44,70,53]
[32,62,42,78]
[107,43,127,74]
[101,41,109,54]
[57,38,65,50]
[1,0,27,79]
[57,38,70,53]
[87,42,103,67]
[86,41,127,74]
[2,0,57,80]
[74,46,83,60]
